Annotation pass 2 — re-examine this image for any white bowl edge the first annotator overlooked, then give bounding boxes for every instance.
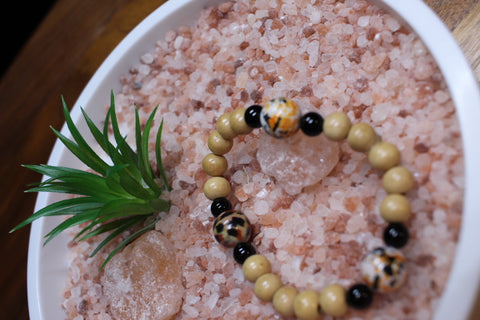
[26,0,480,319]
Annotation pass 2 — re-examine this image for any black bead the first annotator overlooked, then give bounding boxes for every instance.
[245,105,263,128]
[233,242,256,264]
[211,197,232,217]
[383,223,409,248]
[346,284,373,309]
[300,112,324,136]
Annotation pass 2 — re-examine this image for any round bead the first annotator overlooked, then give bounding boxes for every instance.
[368,141,401,171]
[243,254,271,282]
[254,273,282,302]
[208,130,233,155]
[260,97,301,138]
[323,112,351,141]
[233,242,256,264]
[273,286,298,317]
[361,247,407,292]
[293,290,321,320]
[213,210,251,248]
[210,197,232,217]
[230,108,253,135]
[318,284,348,317]
[383,166,415,193]
[203,177,231,200]
[300,112,324,136]
[346,284,373,309]
[202,153,228,176]
[380,194,411,222]
[384,223,410,248]
[347,122,378,152]
[216,112,237,140]
[245,104,263,128]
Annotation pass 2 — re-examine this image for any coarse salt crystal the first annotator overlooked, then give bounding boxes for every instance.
[331,61,344,73]
[213,273,226,284]
[229,288,242,297]
[434,90,449,103]
[138,64,151,75]
[264,61,277,73]
[140,53,154,64]
[307,40,320,67]
[357,15,370,27]
[206,292,220,309]
[356,34,368,48]
[235,72,249,88]
[264,227,280,239]
[183,304,200,317]
[254,199,269,215]
[309,9,321,24]
[232,169,247,184]
[255,9,269,19]
[233,266,244,281]
[385,15,401,31]
[274,231,292,249]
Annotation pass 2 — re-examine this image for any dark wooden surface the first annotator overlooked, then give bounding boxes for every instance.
[0,0,478,319]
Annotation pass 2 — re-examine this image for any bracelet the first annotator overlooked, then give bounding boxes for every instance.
[201,97,413,319]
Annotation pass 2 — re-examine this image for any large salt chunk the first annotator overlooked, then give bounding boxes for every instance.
[101,231,184,320]
[257,132,340,195]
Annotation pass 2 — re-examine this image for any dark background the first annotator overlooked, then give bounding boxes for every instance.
[1,1,57,76]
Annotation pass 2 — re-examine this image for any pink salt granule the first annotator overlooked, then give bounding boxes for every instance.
[62,0,464,319]
[101,231,184,320]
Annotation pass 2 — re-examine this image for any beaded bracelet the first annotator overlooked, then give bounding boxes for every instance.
[201,98,413,319]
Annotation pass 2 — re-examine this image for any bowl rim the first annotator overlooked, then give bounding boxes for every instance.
[27,0,480,319]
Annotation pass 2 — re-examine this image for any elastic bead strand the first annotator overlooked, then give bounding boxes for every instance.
[368,141,401,171]
[323,112,351,141]
[243,254,271,282]
[230,108,253,135]
[319,284,348,317]
[202,153,228,176]
[203,176,231,200]
[273,286,298,317]
[208,130,233,155]
[201,98,414,319]
[380,193,411,222]
[217,112,237,140]
[383,166,415,193]
[347,122,378,152]
[293,290,321,320]
[254,273,282,302]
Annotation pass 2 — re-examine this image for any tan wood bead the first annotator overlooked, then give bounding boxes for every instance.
[294,290,321,320]
[202,153,228,176]
[347,122,378,152]
[273,286,298,317]
[208,130,233,155]
[323,112,351,141]
[318,284,348,317]
[217,112,237,140]
[242,254,271,282]
[254,273,282,302]
[230,108,253,135]
[380,194,412,222]
[368,141,401,171]
[203,177,231,200]
[382,166,415,193]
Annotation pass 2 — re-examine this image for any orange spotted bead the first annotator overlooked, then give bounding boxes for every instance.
[213,210,252,248]
[260,98,301,138]
[361,247,407,292]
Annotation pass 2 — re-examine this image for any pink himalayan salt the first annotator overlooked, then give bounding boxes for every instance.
[101,231,184,320]
[257,131,340,195]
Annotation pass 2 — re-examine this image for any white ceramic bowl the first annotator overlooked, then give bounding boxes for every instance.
[27,0,480,319]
